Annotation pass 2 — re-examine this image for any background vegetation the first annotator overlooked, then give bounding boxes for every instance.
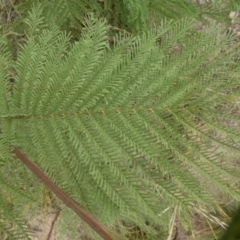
[0,0,240,239]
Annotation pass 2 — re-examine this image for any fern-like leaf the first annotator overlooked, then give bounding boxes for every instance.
[0,10,240,239]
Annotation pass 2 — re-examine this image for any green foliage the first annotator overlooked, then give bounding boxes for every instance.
[8,0,240,33]
[0,3,240,240]
[221,205,240,240]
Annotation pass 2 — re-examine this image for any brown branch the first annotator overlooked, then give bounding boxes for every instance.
[12,147,115,240]
[46,208,61,240]
[0,127,125,240]
[172,227,178,240]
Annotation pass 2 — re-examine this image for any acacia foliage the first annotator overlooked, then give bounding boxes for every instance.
[0,3,240,240]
